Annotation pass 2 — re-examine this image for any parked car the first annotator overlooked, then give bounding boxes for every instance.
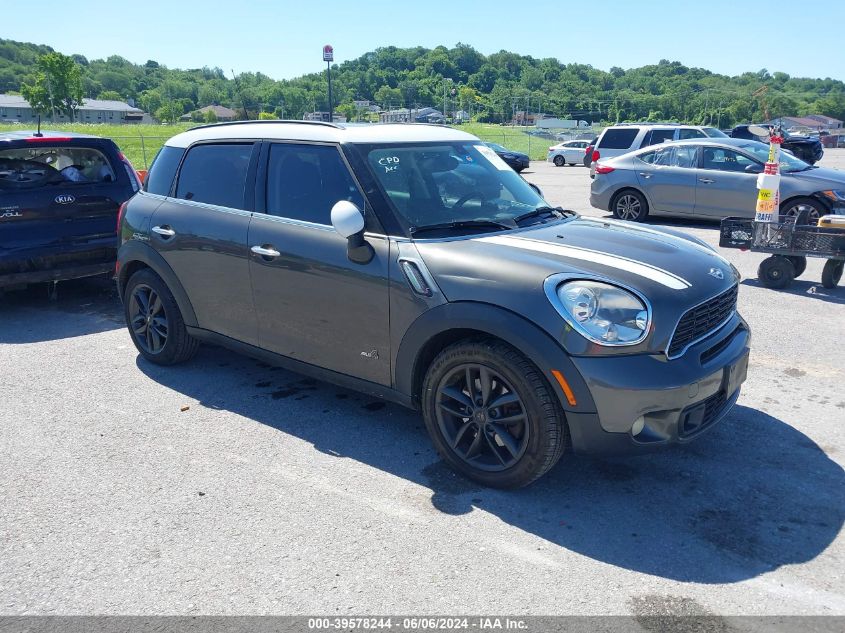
[483,142,530,172]
[730,124,824,165]
[0,130,140,289]
[547,139,591,166]
[117,121,749,488]
[590,138,845,222]
[588,124,728,175]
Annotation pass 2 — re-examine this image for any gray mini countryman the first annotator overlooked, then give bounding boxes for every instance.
[117,121,750,488]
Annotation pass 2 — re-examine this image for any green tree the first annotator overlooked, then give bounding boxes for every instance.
[155,101,182,123]
[203,109,218,123]
[21,52,84,121]
[97,89,123,101]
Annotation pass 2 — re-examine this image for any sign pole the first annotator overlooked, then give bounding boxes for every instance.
[323,44,334,122]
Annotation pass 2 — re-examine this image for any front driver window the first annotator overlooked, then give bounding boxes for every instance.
[701,148,756,172]
[266,143,364,225]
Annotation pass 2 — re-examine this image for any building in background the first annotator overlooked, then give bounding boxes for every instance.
[379,107,444,124]
[180,104,238,122]
[0,94,149,124]
[764,115,843,133]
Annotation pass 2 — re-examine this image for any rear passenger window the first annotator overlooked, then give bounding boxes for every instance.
[678,129,706,140]
[265,143,363,225]
[175,143,253,209]
[145,146,185,196]
[0,145,116,190]
[641,129,675,148]
[597,128,638,149]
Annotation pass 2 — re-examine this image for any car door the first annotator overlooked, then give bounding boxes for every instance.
[149,141,259,344]
[693,146,760,218]
[247,141,391,386]
[634,145,698,214]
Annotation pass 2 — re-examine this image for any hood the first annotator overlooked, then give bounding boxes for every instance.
[786,167,845,188]
[414,216,739,354]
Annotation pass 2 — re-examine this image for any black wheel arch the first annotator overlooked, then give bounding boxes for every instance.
[116,240,198,327]
[395,301,596,414]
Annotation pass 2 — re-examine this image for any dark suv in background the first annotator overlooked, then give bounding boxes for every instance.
[117,121,749,488]
[0,131,140,289]
[730,124,824,164]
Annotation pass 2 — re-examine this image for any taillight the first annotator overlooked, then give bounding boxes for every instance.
[118,152,141,192]
[117,201,128,233]
[592,150,600,162]
[594,163,615,174]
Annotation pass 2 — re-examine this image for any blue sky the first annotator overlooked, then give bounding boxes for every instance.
[4,1,844,81]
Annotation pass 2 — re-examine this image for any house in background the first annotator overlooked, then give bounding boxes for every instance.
[303,111,347,123]
[764,115,843,132]
[379,107,444,124]
[0,94,148,124]
[180,104,238,122]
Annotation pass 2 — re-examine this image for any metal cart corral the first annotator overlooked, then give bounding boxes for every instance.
[719,217,845,289]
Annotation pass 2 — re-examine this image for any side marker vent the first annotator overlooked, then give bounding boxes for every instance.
[400,260,432,297]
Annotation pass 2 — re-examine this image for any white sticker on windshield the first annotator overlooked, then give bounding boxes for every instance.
[474,144,512,171]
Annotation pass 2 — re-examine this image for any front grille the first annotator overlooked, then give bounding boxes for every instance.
[681,390,727,437]
[668,284,738,358]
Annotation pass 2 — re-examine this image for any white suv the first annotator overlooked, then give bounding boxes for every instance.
[589,124,728,175]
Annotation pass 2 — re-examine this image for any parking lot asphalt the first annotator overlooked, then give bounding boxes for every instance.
[1,151,844,617]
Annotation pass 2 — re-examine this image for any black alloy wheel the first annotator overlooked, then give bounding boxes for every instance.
[553,155,565,167]
[434,363,530,472]
[129,283,168,354]
[612,190,649,222]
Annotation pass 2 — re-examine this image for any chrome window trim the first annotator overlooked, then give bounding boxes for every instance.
[542,272,653,348]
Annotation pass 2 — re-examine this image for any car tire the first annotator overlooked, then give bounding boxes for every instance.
[821,259,843,289]
[787,256,807,278]
[421,338,567,489]
[611,189,649,222]
[758,255,795,289]
[568,162,576,166]
[780,197,825,225]
[124,268,199,365]
[553,155,565,167]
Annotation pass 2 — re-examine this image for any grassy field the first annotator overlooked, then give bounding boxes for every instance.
[0,121,561,168]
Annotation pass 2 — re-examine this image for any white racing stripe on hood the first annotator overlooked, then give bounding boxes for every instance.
[478,234,691,290]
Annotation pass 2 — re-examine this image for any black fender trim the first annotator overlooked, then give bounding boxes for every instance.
[395,301,597,414]
[116,240,198,327]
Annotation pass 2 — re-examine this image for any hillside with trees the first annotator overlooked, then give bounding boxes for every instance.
[1,38,844,126]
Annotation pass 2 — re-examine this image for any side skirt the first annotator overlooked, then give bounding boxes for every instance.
[187,327,417,410]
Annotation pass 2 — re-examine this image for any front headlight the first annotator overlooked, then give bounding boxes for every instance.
[556,280,650,346]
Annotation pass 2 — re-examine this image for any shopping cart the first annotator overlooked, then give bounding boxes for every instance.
[719,216,845,289]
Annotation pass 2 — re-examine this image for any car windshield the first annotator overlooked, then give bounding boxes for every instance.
[703,127,728,138]
[738,141,812,173]
[361,141,562,235]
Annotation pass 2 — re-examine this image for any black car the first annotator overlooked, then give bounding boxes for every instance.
[730,124,824,165]
[0,130,140,288]
[116,121,750,488]
[483,142,530,172]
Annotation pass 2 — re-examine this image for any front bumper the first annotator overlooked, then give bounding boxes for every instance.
[564,314,751,455]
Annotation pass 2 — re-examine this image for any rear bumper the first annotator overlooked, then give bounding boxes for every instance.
[565,315,751,455]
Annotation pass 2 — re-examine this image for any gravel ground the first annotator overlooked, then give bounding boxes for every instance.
[0,150,843,617]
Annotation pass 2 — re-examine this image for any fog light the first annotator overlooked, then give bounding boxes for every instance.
[631,416,645,436]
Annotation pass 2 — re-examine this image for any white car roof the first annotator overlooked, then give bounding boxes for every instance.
[165,121,480,148]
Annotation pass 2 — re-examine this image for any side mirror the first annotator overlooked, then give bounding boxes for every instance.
[330,200,373,264]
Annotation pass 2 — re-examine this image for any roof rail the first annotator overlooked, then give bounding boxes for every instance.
[187,119,344,132]
[615,121,682,127]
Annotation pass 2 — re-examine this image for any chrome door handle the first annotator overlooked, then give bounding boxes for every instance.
[251,245,281,257]
[638,172,652,179]
[151,225,176,237]
[698,178,715,184]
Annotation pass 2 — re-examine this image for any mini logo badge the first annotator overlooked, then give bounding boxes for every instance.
[708,267,725,280]
[55,194,76,205]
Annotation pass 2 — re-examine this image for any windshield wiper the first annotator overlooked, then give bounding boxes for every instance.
[410,219,514,235]
[512,206,575,226]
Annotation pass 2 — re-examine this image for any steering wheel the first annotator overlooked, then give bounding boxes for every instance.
[452,192,488,210]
